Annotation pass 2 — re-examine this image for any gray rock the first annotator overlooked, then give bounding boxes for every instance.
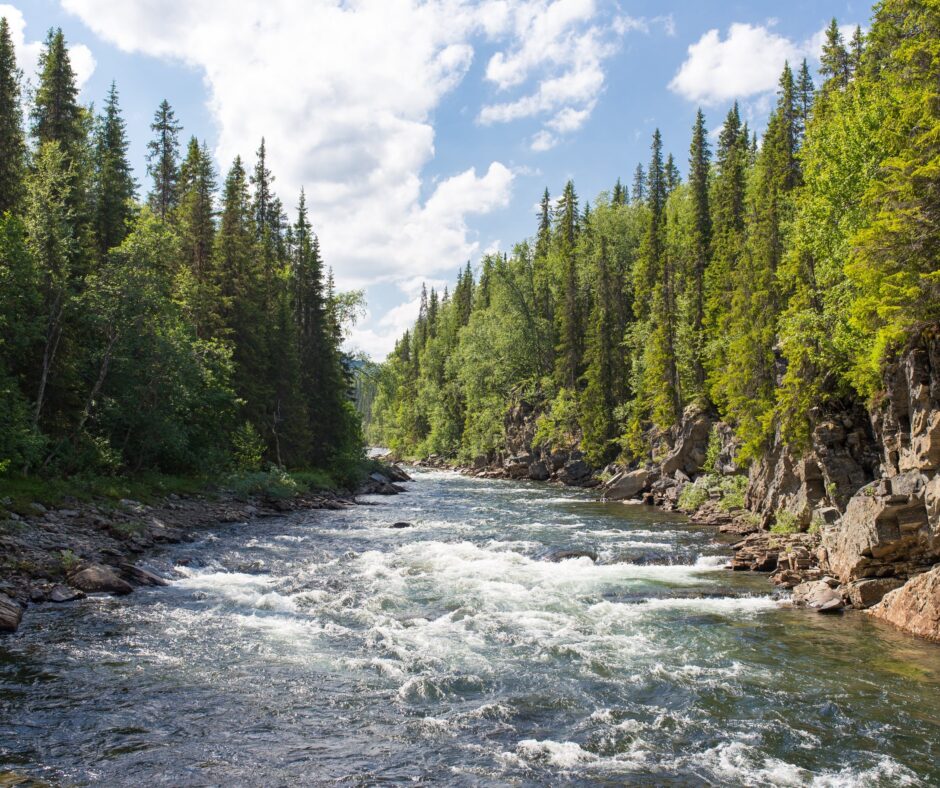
[660,404,711,477]
[791,580,843,611]
[121,564,169,587]
[68,564,134,596]
[603,468,652,501]
[49,584,86,603]
[558,460,592,486]
[369,472,391,484]
[0,593,24,632]
[390,521,413,529]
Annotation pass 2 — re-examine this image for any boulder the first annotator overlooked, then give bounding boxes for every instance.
[823,472,938,582]
[603,469,653,501]
[504,454,532,479]
[846,577,905,609]
[68,564,134,595]
[390,521,413,529]
[867,565,940,642]
[528,461,550,481]
[48,584,86,603]
[0,593,23,633]
[791,580,844,612]
[369,471,391,484]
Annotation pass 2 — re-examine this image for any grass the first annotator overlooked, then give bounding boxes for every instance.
[0,456,385,514]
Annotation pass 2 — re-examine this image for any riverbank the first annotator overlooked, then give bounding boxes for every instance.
[0,462,412,633]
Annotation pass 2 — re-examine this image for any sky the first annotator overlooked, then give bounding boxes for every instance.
[4,0,866,359]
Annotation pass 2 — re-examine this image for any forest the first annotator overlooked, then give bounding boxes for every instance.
[0,21,363,486]
[367,2,940,472]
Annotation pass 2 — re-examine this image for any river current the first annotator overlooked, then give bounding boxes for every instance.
[2,469,939,785]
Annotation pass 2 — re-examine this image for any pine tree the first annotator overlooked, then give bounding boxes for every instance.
[0,16,25,214]
[688,109,711,393]
[796,59,815,137]
[147,100,182,220]
[92,82,136,258]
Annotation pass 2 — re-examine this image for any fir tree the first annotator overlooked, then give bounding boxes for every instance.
[147,100,182,220]
[820,19,850,88]
[0,16,25,214]
[92,82,135,258]
[31,29,84,155]
[631,163,646,204]
[554,180,582,390]
[688,109,711,392]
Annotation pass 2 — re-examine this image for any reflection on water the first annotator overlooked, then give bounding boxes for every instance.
[1,468,938,786]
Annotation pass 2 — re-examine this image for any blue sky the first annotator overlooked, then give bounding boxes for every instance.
[4,0,865,358]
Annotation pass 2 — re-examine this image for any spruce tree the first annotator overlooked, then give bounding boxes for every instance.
[631,163,646,203]
[820,19,850,88]
[147,100,182,220]
[92,82,136,258]
[612,177,626,206]
[0,16,25,214]
[553,180,582,390]
[31,29,84,155]
[688,109,711,393]
[796,60,815,137]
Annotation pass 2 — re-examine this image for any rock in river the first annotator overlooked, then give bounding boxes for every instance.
[0,593,24,632]
[867,565,940,642]
[543,548,598,563]
[390,521,414,529]
[49,584,86,603]
[68,564,134,595]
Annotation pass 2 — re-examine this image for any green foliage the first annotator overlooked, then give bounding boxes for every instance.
[678,480,710,512]
[232,421,265,471]
[770,510,800,534]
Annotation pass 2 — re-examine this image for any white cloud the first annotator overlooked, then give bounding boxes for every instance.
[669,21,859,107]
[478,3,670,149]
[0,4,95,92]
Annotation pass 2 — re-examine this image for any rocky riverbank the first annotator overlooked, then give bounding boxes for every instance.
[402,328,940,644]
[0,464,413,634]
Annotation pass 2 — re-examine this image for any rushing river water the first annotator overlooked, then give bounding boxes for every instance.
[2,469,940,786]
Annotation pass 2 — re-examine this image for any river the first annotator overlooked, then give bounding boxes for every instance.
[2,468,939,785]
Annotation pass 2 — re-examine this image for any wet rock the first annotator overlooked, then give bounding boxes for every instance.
[792,580,844,612]
[0,593,24,632]
[867,565,940,642]
[68,564,134,595]
[49,584,86,603]
[121,563,169,587]
[369,472,391,484]
[390,521,413,529]
[846,577,905,609]
[385,465,412,483]
[602,468,653,501]
[528,460,550,481]
[543,548,598,563]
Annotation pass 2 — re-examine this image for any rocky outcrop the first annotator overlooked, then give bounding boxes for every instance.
[823,472,937,582]
[867,565,940,642]
[660,405,711,477]
[745,401,878,529]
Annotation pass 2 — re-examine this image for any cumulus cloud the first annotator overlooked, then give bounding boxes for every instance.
[479,3,671,149]
[669,21,859,107]
[0,4,95,92]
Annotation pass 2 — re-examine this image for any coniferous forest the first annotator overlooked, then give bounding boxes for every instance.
[0,22,362,483]
[368,5,940,472]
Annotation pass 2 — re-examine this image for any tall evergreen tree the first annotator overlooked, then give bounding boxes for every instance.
[0,16,25,214]
[820,19,850,88]
[553,180,582,390]
[631,163,646,204]
[146,100,182,220]
[687,109,711,393]
[92,82,135,258]
[31,28,84,155]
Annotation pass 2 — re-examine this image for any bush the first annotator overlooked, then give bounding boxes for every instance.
[770,509,800,534]
[717,475,747,512]
[678,479,710,512]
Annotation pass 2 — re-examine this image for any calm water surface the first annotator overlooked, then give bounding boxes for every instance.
[1,469,939,785]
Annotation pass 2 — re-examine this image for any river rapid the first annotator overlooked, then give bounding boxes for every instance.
[2,468,939,786]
